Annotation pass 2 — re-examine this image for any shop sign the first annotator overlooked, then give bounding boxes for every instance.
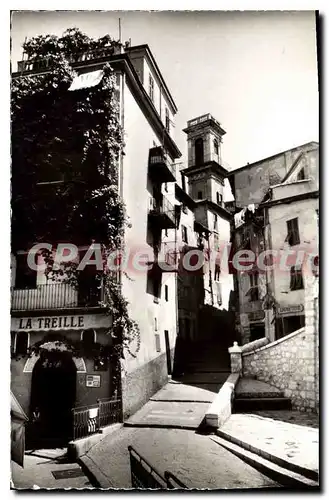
[86,375,101,388]
[11,313,111,332]
[277,304,304,316]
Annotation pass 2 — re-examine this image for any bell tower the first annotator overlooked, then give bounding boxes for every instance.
[182,113,228,207]
[181,113,232,310]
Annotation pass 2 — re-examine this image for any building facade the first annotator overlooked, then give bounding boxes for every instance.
[11,36,238,445]
[228,142,319,345]
[11,41,182,440]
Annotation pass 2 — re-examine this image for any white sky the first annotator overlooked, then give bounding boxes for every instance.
[10,10,318,171]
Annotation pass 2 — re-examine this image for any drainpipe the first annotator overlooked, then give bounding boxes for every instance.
[207,235,214,306]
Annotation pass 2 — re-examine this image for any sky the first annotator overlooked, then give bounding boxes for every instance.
[10,10,319,171]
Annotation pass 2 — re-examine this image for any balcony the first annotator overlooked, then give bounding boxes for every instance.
[148,147,176,183]
[149,241,179,273]
[148,196,176,230]
[11,283,103,312]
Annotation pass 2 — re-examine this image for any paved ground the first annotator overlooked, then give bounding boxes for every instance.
[11,448,92,490]
[126,380,221,429]
[150,380,217,403]
[249,410,319,429]
[218,413,319,477]
[85,426,279,489]
[83,380,280,489]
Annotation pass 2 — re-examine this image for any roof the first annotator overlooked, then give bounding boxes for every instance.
[227,141,319,177]
[12,51,182,159]
[175,183,196,209]
[125,44,178,113]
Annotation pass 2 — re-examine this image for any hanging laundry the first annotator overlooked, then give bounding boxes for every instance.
[234,208,246,228]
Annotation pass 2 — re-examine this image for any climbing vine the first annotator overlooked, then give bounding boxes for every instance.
[11,28,140,369]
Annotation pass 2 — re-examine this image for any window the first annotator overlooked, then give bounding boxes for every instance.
[155,333,161,352]
[152,273,161,301]
[214,139,219,156]
[195,138,204,165]
[215,281,222,305]
[15,253,37,290]
[15,332,29,356]
[247,272,259,301]
[164,182,168,192]
[182,225,188,243]
[81,329,96,348]
[181,173,186,192]
[149,74,154,102]
[216,192,223,206]
[154,317,158,331]
[286,218,300,246]
[290,266,304,290]
[297,168,305,181]
[165,284,168,302]
[165,108,170,133]
[214,214,218,229]
[197,191,203,200]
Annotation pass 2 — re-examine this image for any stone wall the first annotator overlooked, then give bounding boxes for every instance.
[240,276,319,413]
[121,349,173,419]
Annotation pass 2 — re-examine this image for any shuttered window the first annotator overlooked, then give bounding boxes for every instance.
[286,218,300,246]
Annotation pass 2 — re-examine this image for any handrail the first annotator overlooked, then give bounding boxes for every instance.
[164,470,188,489]
[128,445,188,489]
[128,445,167,489]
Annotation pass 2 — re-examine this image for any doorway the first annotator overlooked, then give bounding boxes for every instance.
[29,350,76,448]
[164,330,172,375]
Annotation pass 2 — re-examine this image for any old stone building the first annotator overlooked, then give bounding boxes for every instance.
[11,34,237,447]
[11,40,182,444]
[228,142,319,345]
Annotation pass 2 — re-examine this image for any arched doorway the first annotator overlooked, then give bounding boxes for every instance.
[30,349,76,448]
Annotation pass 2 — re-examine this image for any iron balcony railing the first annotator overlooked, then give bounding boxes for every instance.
[148,196,176,229]
[72,398,121,441]
[149,147,176,182]
[11,283,103,311]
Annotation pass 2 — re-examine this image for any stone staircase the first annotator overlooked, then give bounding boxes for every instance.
[233,378,292,412]
[174,343,231,392]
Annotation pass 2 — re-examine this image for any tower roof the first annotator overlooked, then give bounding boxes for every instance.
[183,113,226,137]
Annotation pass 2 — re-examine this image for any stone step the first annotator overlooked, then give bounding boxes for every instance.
[234,397,292,412]
[235,378,285,399]
[210,435,319,489]
[175,371,230,384]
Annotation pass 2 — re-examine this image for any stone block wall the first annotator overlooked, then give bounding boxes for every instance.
[241,276,319,413]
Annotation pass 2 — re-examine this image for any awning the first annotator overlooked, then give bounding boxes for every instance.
[68,70,104,91]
